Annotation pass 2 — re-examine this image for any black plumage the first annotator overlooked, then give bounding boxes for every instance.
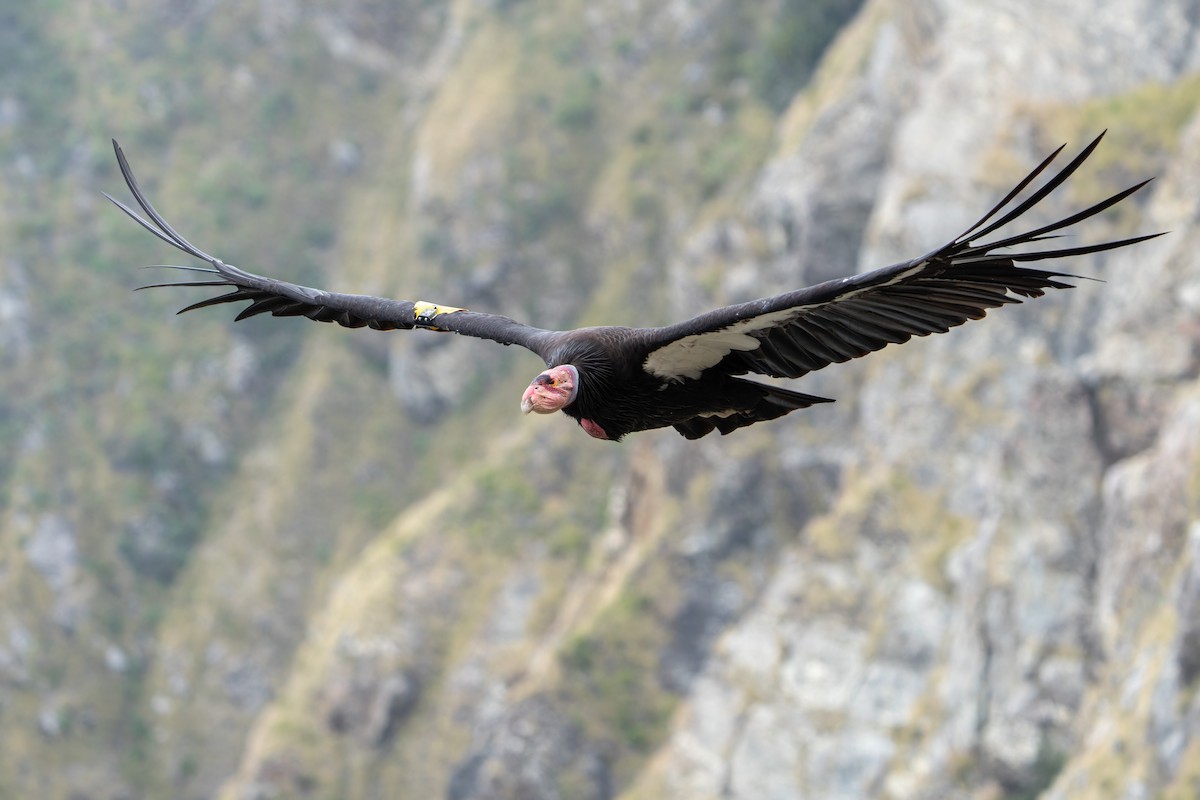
[108,133,1160,441]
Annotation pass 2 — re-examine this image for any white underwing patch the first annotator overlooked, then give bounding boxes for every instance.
[643,308,797,380]
[643,260,931,381]
[642,260,930,381]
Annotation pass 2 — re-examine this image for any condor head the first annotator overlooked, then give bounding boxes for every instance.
[520,365,579,415]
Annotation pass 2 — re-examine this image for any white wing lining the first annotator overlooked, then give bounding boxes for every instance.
[643,262,930,381]
[643,308,798,380]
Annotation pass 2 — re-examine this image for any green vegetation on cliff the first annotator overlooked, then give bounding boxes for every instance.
[0,1,861,797]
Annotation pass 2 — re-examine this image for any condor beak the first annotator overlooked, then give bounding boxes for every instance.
[518,383,542,417]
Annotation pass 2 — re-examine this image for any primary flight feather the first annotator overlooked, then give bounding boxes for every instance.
[108,134,1159,441]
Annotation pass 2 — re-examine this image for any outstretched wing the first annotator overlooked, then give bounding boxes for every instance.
[107,140,553,354]
[641,133,1162,383]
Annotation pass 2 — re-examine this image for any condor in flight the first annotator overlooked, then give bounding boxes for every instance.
[108,134,1157,441]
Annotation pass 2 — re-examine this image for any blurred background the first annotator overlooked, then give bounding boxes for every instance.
[1,0,1199,798]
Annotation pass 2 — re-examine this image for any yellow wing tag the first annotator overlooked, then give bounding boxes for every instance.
[413,300,466,329]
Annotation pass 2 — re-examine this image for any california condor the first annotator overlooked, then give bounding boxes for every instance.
[108,134,1159,441]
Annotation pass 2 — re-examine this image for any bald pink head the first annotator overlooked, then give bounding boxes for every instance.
[520,365,579,415]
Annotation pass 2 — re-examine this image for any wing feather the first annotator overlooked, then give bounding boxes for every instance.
[109,140,554,356]
[642,132,1162,382]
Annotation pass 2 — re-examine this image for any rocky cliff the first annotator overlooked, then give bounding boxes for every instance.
[0,1,1198,798]
[631,2,1200,797]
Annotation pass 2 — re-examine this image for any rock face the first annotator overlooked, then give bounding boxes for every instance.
[1,1,1198,799]
[633,2,1200,798]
